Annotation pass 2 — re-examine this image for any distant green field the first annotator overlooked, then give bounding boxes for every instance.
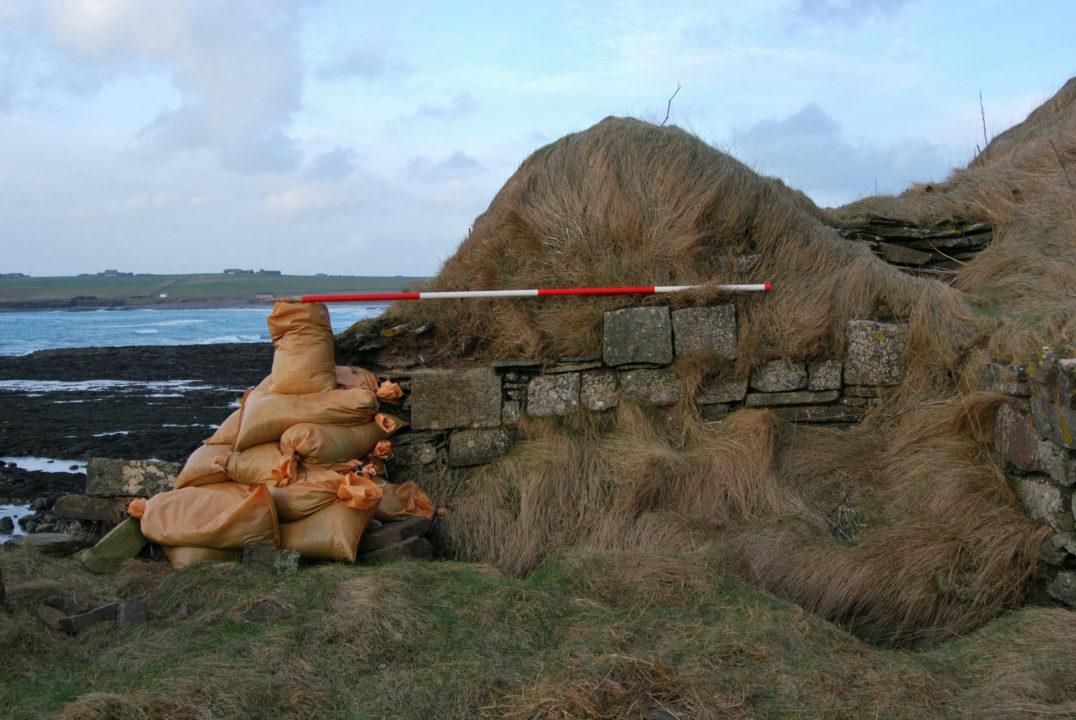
[0,274,426,304]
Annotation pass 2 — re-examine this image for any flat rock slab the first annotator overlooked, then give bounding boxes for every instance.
[603,306,673,366]
[750,360,807,392]
[671,305,737,359]
[844,320,908,386]
[619,368,681,406]
[1011,474,1072,534]
[359,535,434,564]
[53,494,130,523]
[527,373,581,417]
[808,361,843,391]
[409,368,502,430]
[745,390,839,407]
[76,518,146,575]
[1028,351,1075,449]
[359,516,433,554]
[581,371,618,411]
[773,405,866,424]
[448,428,515,467]
[5,532,94,556]
[86,458,180,498]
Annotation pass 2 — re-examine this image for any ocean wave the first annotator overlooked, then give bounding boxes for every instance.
[0,379,240,393]
[194,334,264,344]
[132,328,160,334]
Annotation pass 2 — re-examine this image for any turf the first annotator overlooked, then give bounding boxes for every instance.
[1,547,1073,719]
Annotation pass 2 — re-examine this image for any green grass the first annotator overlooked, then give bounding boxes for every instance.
[0,274,426,305]
[1,547,1072,719]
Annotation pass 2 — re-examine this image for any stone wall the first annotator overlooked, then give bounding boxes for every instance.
[384,303,908,476]
[986,349,1076,606]
[836,217,993,276]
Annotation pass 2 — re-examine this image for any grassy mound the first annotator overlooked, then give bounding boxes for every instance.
[348,78,1076,649]
[2,547,1074,719]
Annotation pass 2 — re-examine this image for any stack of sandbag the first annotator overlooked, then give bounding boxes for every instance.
[131,301,433,569]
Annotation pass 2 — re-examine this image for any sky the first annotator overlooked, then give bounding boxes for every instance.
[0,1,1073,277]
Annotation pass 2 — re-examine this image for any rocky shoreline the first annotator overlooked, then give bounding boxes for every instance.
[0,343,273,501]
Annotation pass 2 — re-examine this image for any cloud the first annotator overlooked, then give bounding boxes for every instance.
[304,146,359,183]
[406,151,486,182]
[406,92,478,122]
[22,1,308,174]
[318,44,412,81]
[794,0,912,23]
[729,102,950,206]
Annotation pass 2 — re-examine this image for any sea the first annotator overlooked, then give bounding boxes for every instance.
[0,305,387,356]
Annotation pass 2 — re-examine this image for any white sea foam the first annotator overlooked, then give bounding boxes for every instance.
[0,504,34,539]
[0,456,86,473]
[132,328,160,335]
[0,379,241,393]
[92,430,131,436]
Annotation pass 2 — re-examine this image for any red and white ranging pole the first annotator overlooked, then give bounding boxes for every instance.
[285,282,772,304]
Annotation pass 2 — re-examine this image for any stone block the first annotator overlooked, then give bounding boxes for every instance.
[545,361,603,374]
[392,442,438,466]
[449,428,515,467]
[1011,474,1072,533]
[359,516,432,554]
[1046,570,1076,607]
[242,544,301,576]
[808,361,843,391]
[409,368,502,430]
[876,242,933,266]
[745,390,839,407]
[981,363,1030,396]
[85,458,180,498]
[844,320,908,386]
[527,373,581,417]
[671,305,736,359]
[843,385,880,397]
[619,368,681,406]
[53,495,129,523]
[5,533,93,556]
[60,602,120,634]
[1028,351,1075,449]
[502,400,522,423]
[774,405,866,423]
[995,403,1039,472]
[750,360,807,392]
[697,377,748,404]
[359,535,434,564]
[602,306,673,366]
[76,518,146,575]
[581,371,618,411]
[1037,441,1075,487]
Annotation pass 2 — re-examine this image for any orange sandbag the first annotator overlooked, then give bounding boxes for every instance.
[233,387,379,450]
[267,301,336,395]
[162,546,241,569]
[375,481,434,522]
[225,442,287,485]
[175,443,231,489]
[279,502,376,562]
[279,413,405,465]
[269,464,383,522]
[336,365,377,392]
[205,407,241,446]
[137,482,279,549]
